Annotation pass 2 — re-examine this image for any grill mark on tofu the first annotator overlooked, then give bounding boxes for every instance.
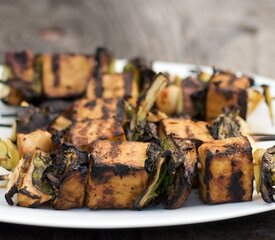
[94,71,103,98]
[237,90,248,119]
[52,54,60,87]
[109,142,121,160]
[228,170,245,201]
[84,100,97,109]
[102,106,110,119]
[123,72,133,97]
[115,99,125,122]
[228,75,237,86]
[204,151,213,203]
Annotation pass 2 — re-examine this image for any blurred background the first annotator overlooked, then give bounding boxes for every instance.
[1,0,275,77]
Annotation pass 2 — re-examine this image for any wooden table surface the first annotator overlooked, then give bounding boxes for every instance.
[0,0,275,239]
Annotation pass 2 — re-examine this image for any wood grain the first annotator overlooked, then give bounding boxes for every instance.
[0,0,274,239]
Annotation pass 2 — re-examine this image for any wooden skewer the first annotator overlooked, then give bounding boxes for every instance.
[251,133,275,137]
[254,136,275,142]
[0,174,9,181]
[1,113,17,117]
[0,123,12,128]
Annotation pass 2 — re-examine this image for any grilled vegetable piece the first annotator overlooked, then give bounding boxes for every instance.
[134,135,197,209]
[44,143,89,209]
[182,76,207,118]
[161,136,197,209]
[67,118,126,150]
[206,71,251,121]
[198,136,253,204]
[209,108,242,140]
[128,73,168,141]
[3,51,43,105]
[17,130,52,157]
[156,84,182,115]
[5,151,52,207]
[72,98,124,122]
[16,105,59,134]
[0,139,20,171]
[159,118,214,147]
[5,50,35,82]
[17,151,52,207]
[248,89,264,114]
[5,157,31,205]
[86,73,138,106]
[86,140,149,209]
[94,47,115,74]
[123,57,156,95]
[262,84,274,124]
[40,53,94,98]
[253,146,275,203]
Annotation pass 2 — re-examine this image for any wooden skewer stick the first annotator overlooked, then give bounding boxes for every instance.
[254,136,275,142]
[0,123,12,128]
[1,113,17,118]
[0,174,10,181]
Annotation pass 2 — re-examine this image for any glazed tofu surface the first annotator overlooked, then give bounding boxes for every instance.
[86,140,149,209]
[206,72,251,121]
[198,136,253,204]
[68,118,126,150]
[72,98,124,121]
[6,50,35,82]
[159,118,214,145]
[41,54,94,98]
[86,72,138,105]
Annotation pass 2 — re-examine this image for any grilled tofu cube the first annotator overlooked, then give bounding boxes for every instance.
[17,130,52,157]
[86,72,138,105]
[6,50,35,82]
[40,54,94,98]
[86,140,149,209]
[159,118,214,146]
[198,136,253,204]
[44,143,89,210]
[206,72,251,121]
[68,118,126,150]
[72,98,124,122]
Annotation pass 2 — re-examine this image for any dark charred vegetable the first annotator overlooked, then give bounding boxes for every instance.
[43,142,89,209]
[209,108,242,140]
[16,105,60,133]
[254,146,275,203]
[94,47,115,74]
[5,150,52,207]
[123,57,156,95]
[134,134,197,209]
[128,73,168,141]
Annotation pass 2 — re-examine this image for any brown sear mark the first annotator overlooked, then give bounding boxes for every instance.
[123,72,133,97]
[52,54,60,87]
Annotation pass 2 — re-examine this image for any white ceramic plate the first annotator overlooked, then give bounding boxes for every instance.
[0,60,274,229]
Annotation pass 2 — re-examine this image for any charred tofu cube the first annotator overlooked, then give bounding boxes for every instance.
[159,118,214,146]
[68,118,126,150]
[44,144,89,210]
[40,54,94,98]
[72,98,124,122]
[86,72,138,105]
[17,130,52,157]
[6,50,35,82]
[86,140,149,209]
[198,136,253,204]
[206,72,251,121]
